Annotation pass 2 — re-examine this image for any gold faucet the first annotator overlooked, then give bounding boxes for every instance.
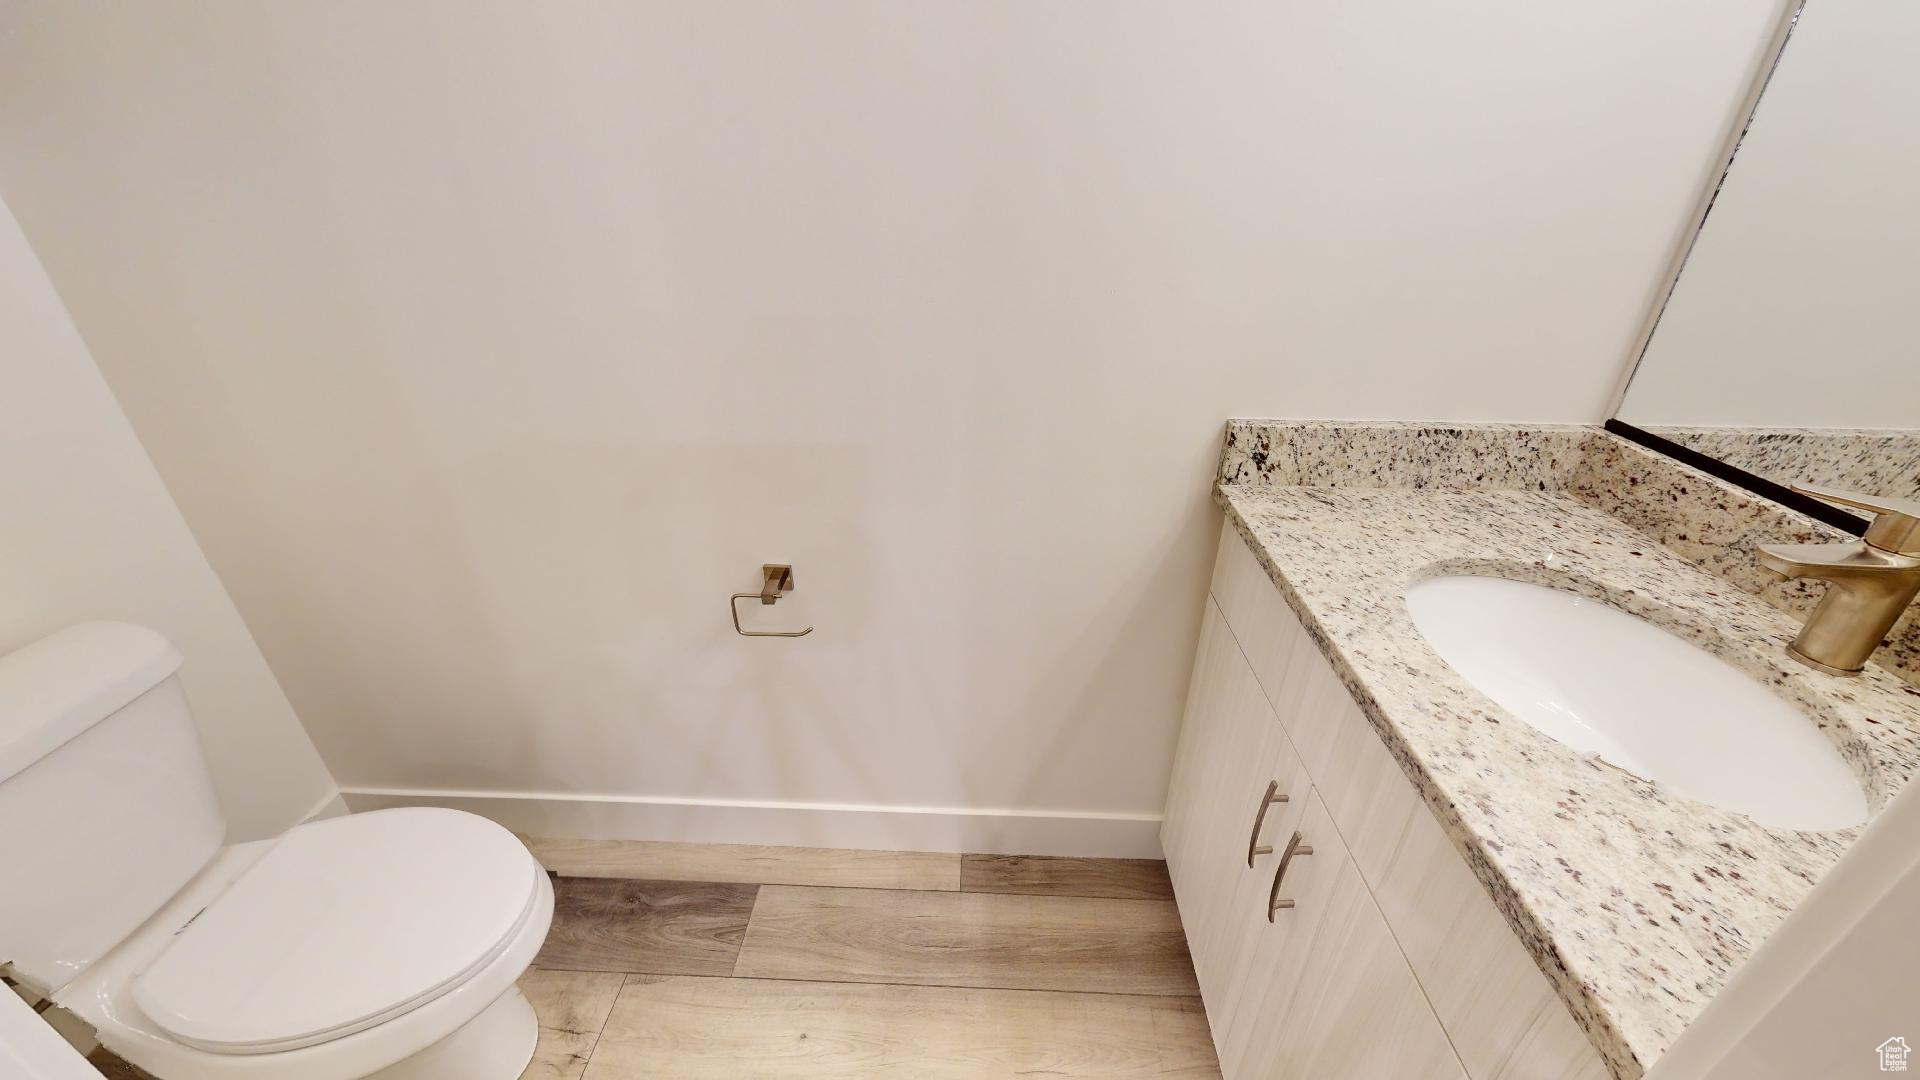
[1758,485,1920,675]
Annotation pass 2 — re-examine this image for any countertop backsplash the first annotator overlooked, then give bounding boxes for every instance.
[1641,426,1920,503]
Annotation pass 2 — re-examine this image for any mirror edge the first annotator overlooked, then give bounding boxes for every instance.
[1602,0,1868,534]
[1604,419,1870,536]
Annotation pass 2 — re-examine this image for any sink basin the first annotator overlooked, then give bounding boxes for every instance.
[1405,575,1868,831]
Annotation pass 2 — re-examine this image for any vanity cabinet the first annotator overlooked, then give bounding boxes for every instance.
[1164,523,1608,1080]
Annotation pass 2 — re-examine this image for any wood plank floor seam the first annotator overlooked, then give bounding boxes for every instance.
[522,837,965,892]
[666,969,1208,1001]
[550,876,1186,902]
[564,968,1205,1003]
[727,880,1187,902]
[573,976,630,1079]
[731,884,763,979]
[538,964,1209,1002]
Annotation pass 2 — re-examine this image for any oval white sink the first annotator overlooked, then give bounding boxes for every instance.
[1406,575,1868,831]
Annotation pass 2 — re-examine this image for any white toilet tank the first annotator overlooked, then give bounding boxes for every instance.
[0,622,227,993]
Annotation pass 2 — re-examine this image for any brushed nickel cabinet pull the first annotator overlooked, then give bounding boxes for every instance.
[1246,780,1288,867]
[1267,831,1312,921]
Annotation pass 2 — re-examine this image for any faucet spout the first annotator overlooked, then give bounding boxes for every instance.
[1755,484,1920,675]
[1758,540,1920,581]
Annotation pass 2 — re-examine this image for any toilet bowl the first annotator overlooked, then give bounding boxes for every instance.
[0,623,554,1079]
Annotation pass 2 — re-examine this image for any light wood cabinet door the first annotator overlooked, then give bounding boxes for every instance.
[1213,775,1334,1079]
[1257,792,1468,1080]
[1204,721,1312,1064]
[1163,600,1260,1003]
[1163,599,1305,1028]
[1162,598,1233,902]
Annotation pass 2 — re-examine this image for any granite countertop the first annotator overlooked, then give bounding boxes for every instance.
[1643,425,1920,503]
[1217,482,1920,1079]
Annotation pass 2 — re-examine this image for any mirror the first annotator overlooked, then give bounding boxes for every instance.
[1613,0,1919,527]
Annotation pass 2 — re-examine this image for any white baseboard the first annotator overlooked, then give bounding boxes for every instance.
[338,787,1165,859]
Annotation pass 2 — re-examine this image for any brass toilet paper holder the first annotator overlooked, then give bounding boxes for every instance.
[730,564,813,638]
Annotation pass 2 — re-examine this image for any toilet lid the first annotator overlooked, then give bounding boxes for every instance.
[131,808,542,1055]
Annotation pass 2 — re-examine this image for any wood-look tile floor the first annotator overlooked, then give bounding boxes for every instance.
[524,839,1219,1079]
[89,841,1219,1080]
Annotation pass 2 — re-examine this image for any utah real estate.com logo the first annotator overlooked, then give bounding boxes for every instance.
[1882,1037,1912,1072]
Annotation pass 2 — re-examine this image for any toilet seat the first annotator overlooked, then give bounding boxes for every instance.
[131,808,542,1056]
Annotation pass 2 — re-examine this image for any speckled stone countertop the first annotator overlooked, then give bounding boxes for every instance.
[1643,425,1920,503]
[1213,424,1920,1079]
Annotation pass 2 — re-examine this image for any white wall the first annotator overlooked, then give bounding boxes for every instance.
[1621,0,1920,428]
[0,2,1784,853]
[0,198,338,840]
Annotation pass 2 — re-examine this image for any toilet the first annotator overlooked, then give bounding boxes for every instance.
[0,622,554,1079]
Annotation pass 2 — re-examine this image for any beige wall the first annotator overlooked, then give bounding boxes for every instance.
[0,198,338,841]
[0,2,1785,852]
[1621,0,1920,428]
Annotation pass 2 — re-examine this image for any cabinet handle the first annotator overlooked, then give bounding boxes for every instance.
[1267,831,1313,922]
[1246,780,1288,867]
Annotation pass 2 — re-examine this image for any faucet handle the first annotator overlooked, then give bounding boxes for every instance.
[1792,484,1920,555]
